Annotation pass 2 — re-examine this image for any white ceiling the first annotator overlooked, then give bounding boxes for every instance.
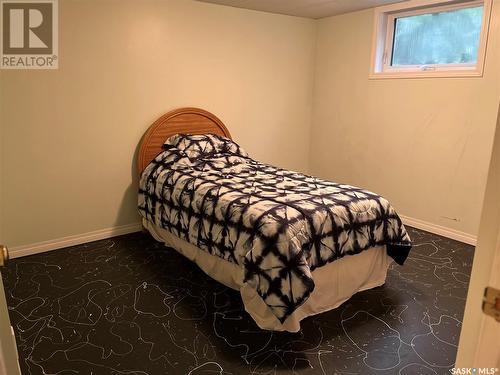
[196,0,407,19]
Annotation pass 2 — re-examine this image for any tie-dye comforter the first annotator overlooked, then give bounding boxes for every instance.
[138,134,412,323]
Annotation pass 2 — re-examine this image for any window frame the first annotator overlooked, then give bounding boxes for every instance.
[369,0,492,79]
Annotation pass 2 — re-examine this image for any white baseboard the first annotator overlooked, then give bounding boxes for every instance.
[9,223,142,259]
[400,215,477,246]
[8,215,476,259]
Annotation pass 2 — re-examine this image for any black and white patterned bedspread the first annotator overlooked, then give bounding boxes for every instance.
[138,134,412,323]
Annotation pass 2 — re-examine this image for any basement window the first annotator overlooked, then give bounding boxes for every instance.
[370,0,492,78]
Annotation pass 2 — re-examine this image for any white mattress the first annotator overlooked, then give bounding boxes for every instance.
[143,219,393,332]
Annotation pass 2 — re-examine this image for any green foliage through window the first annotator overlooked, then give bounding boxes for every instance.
[391,5,484,66]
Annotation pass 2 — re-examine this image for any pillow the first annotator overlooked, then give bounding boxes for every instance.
[163,134,249,160]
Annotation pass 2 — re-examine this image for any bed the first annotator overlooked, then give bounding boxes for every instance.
[137,107,412,332]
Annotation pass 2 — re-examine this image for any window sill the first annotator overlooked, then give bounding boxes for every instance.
[369,69,484,79]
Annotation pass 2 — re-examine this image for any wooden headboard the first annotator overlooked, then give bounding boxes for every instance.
[137,107,232,173]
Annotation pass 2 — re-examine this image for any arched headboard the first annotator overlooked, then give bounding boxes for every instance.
[137,107,232,173]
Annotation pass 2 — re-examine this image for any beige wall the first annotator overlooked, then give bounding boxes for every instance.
[0,0,316,247]
[310,2,500,237]
[1,0,499,249]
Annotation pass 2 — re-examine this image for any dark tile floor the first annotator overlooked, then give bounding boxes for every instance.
[1,227,474,375]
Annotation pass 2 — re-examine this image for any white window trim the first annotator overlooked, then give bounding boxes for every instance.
[369,0,493,79]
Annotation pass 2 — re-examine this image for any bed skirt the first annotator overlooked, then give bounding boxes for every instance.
[142,219,393,332]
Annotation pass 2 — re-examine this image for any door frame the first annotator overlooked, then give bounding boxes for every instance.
[0,273,21,375]
[455,102,500,367]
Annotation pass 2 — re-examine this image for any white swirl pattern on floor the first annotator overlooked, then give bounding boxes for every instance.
[1,227,473,375]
